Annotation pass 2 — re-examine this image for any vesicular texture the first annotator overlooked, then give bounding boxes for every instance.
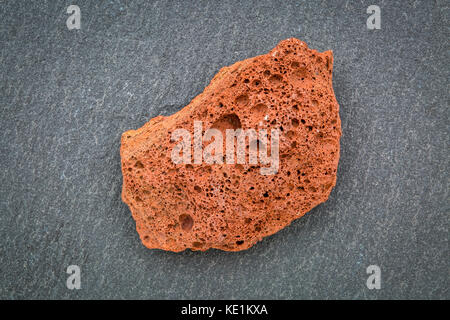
[121,38,341,252]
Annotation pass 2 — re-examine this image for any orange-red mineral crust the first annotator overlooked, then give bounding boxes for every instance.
[120,38,341,252]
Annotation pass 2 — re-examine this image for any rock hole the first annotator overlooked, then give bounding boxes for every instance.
[235,94,249,106]
[192,241,203,248]
[135,161,144,168]
[179,214,194,231]
[211,113,242,133]
[293,66,308,79]
[269,74,283,85]
[251,103,267,115]
[286,130,296,139]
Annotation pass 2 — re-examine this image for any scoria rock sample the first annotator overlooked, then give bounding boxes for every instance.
[121,38,341,252]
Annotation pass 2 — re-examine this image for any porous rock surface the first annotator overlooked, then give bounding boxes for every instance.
[120,38,341,252]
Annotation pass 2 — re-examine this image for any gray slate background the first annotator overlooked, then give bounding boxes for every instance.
[0,0,448,299]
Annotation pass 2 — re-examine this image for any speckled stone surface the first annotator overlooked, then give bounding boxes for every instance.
[0,0,448,299]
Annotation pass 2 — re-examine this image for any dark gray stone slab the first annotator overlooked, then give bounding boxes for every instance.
[0,0,448,299]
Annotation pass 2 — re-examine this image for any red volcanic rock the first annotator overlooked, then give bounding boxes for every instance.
[120,38,341,252]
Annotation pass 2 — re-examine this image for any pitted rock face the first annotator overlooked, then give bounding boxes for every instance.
[120,38,341,252]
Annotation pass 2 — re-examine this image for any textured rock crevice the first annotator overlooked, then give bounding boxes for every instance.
[120,38,341,252]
